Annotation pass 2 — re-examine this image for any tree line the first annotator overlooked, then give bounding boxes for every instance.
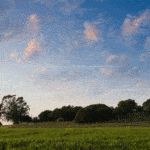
[1,94,150,125]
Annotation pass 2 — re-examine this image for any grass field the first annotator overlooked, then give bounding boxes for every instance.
[0,121,150,149]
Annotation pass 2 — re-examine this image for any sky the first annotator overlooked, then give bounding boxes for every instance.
[1,0,150,125]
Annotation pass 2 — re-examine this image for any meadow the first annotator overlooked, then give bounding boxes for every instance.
[0,120,150,149]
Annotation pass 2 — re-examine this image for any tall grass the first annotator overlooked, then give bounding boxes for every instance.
[1,118,150,149]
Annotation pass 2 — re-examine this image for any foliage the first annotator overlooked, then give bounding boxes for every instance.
[0,95,30,124]
[59,105,82,122]
[124,111,150,122]
[38,110,54,122]
[19,115,33,123]
[51,108,62,121]
[116,99,138,119]
[73,104,113,124]
[142,99,150,115]
[32,117,40,123]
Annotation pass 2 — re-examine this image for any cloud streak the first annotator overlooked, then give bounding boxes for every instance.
[106,55,129,66]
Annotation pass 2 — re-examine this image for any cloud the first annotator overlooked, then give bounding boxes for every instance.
[122,10,150,36]
[100,68,115,75]
[27,14,38,33]
[106,55,129,66]
[144,36,150,51]
[59,0,85,14]
[140,53,150,61]
[84,22,99,41]
[36,68,47,72]
[140,36,150,61]
[137,81,145,87]
[10,53,15,58]
[101,55,140,77]
[35,0,85,15]
[24,39,40,57]
[35,0,58,8]
[17,59,22,63]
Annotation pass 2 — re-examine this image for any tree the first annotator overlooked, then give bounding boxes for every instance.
[38,110,54,122]
[72,108,87,124]
[0,95,30,124]
[19,115,33,123]
[117,99,138,119]
[73,104,113,124]
[32,117,40,123]
[142,99,150,114]
[51,108,62,121]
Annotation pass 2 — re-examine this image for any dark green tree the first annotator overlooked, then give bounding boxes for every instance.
[19,115,32,123]
[32,117,40,123]
[73,104,113,124]
[0,95,30,124]
[72,108,87,124]
[142,99,150,114]
[60,105,79,121]
[116,99,138,119]
[38,110,54,122]
[51,108,62,121]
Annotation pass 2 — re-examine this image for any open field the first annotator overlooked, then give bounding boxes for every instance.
[0,121,150,149]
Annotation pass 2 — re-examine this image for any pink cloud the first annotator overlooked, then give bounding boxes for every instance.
[122,11,149,36]
[17,59,22,63]
[25,39,40,56]
[10,53,15,58]
[27,14,38,33]
[84,22,99,41]
[100,68,114,76]
[36,68,47,72]
[106,55,127,66]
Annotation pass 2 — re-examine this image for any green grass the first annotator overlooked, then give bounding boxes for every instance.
[0,121,150,149]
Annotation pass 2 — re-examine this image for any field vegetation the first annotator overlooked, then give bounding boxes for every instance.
[0,120,150,149]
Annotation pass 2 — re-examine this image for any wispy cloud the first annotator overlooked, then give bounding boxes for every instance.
[122,10,150,36]
[27,14,39,33]
[106,55,129,66]
[100,68,115,75]
[101,55,140,77]
[59,0,85,14]
[17,59,22,63]
[36,68,47,72]
[140,36,150,61]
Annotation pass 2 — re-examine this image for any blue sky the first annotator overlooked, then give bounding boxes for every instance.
[1,0,150,125]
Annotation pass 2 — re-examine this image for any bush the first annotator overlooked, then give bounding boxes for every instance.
[0,122,2,126]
